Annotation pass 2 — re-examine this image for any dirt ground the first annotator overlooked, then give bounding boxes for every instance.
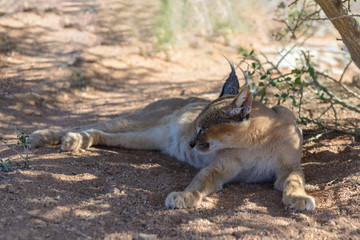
[0,1,360,239]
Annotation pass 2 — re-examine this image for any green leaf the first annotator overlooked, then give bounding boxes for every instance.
[291,69,301,74]
[260,89,266,102]
[295,76,301,85]
[308,67,315,77]
[237,47,249,56]
[260,75,267,80]
[278,2,286,8]
[252,62,256,69]
[259,82,265,87]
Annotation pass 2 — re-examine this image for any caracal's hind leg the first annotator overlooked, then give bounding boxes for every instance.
[61,127,167,152]
[275,167,315,211]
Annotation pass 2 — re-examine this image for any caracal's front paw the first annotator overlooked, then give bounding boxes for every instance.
[61,130,95,152]
[29,129,62,148]
[61,132,84,151]
[165,191,202,209]
[283,193,316,211]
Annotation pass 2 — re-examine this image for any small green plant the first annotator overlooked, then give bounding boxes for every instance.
[71,72,92,89]
[0,127,31,171]
[0,157,12,172]
[16,131,31,169]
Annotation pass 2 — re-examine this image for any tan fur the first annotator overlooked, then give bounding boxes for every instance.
[30,83,315,211]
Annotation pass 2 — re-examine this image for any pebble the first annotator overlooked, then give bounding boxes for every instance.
[43,200,51,207]
[135,233,157,240]
[328,220,336,226]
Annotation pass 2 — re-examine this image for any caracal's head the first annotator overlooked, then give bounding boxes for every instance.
[189,61,252,153]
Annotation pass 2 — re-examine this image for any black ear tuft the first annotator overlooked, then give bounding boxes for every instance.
[219,58,240,97]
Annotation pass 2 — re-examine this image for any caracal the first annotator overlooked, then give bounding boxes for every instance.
[30,62,315,211]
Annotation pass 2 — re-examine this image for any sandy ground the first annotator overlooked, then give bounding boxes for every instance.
[0,1,360,239]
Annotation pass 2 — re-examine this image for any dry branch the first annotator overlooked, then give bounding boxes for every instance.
[314,0,360,69]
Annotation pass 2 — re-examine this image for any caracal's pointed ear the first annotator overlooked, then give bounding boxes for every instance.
[229,85,252,117]
[219,58,239,97]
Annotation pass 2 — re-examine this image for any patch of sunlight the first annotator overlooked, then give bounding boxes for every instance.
[101,58,128,69]
[130,163,161,169]
[302,162,327,166]
[197,195,218,209]
[87,45,123,57]
[28,199,111,222]
[105,232,137,239]
[28,205,71,221]
[51,172,98,182]
[200,93,218,99]
[187,218,215,233]
[74,209,111,219]
[20,170,98,182]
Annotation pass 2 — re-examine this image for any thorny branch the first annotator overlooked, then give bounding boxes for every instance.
[302,117,359,136]
[303,130,333,143]
[339,60,353,83]
[304,54,360,114]
[326,171,360,188]
[301,13,360,21]
[317,72,360,99]
[238,40,360,139]
[1,138,27,162]
[270,0,360,189]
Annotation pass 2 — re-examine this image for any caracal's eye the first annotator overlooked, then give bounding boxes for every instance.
[196,127,203,135]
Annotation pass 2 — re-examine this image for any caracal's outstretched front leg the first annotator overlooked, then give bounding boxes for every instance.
[61,128,167,152]
[29,98,202,149]
[29,115,156,149]
[165,155,240,209]
[275,167,315,211]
